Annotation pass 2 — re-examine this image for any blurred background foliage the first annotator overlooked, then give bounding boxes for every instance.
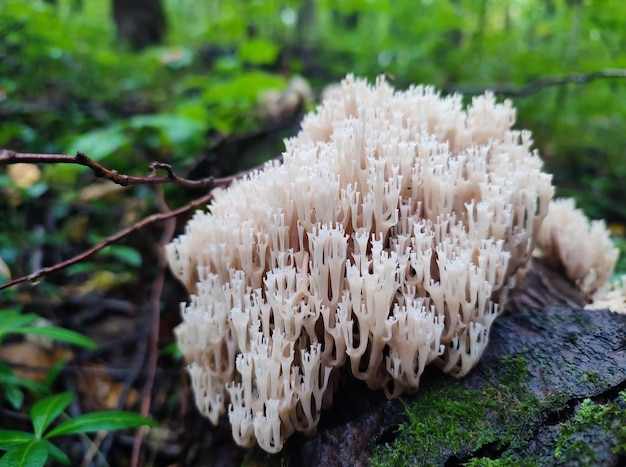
[1,0,625,286]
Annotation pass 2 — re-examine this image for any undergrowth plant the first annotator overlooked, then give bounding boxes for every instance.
[0,307,157,467]
[0,391,158,467]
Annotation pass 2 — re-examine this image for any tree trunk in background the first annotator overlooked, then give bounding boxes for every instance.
[112,0,166,51]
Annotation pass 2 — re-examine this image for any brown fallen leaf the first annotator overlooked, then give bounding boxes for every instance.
[0,341,73,382]
[8,163,41,188]
[77,362,139,411]
[0,256,10,280]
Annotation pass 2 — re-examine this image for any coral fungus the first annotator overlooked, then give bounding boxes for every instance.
[167,75,554,452]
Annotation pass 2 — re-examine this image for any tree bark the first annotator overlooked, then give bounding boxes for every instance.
[112,0,166,51]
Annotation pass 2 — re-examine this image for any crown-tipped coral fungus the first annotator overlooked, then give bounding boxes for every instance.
[167,74,556,452]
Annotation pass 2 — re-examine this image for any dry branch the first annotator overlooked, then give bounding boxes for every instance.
[0,147,283,290]
[0,149,215,189]
[443,69,626,96]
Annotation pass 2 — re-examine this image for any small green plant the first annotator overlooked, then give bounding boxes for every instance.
[0,307,158,466]
[0,307,97,349]
[0,391,158,466]
[0,306,97,409]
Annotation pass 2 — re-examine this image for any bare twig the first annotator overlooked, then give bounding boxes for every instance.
[0,191,214,291]
[442,69,626,97]
[0,149,215,188]
[0,147,279,291]
[131,187,176,467]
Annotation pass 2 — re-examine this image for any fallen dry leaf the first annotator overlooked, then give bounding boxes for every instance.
[77,362,139,411]
[8,163,41,188]
[0,255,10,280]
[77,181,126,202]
[0,341,73,382]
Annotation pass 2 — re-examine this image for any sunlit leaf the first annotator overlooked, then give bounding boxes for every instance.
[239,38,279,65]
[74,270,137,294]
[97,245,142,268]
[7,164,41,189]
[66,125,129,162]
[77,182,126,202]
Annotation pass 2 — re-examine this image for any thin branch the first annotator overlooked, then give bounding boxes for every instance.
[442,69,626,97]
[0,191,214,291]
[0,147,278,291]
[131,188,175,467]
[0,149,215,188]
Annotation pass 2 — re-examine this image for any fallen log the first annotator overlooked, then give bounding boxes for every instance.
[279,259,626,466]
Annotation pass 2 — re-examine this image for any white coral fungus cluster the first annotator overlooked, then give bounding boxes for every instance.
[586,275,626,314]
[167,75,554,452]
[537,198,619,298]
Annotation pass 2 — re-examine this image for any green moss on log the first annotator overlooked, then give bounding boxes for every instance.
[554,390,626,465]
[372,354,542,466]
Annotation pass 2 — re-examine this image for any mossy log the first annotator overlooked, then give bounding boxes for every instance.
[268,259,626,467]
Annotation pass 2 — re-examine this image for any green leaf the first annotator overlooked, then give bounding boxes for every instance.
[66,125,129,162]
[159,342,182,360]
[239,38,279,65]
[0,440,48,467]
[128,114,206,147]
[30,392,74,438]
[3,385,24,410]
[45,411,158,439]
[42,440,69,465]
[42,358,68,392]
[16,326,97,350]
[0,310,38,341]
[0,363,49,397]
[97,245,142,268]
[0,431,35,451]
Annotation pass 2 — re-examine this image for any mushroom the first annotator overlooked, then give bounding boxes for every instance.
[167,74,554,452]
[537,197,619,298]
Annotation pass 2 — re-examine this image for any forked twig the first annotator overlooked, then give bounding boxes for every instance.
[0,149,214,188]
[0,148,278,291]
[443,69,626,97]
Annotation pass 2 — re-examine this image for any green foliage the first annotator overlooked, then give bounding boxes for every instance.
[0,392,158,467]
[0,364,48,411]
[463,457,536,467]
[2,0,624,224]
